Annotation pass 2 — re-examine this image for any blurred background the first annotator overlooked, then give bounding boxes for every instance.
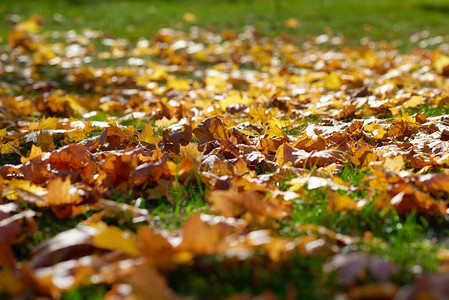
[1,0,449,49]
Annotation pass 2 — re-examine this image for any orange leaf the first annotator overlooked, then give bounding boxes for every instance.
[46,177,82,206]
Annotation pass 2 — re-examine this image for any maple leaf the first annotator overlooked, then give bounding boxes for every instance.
[46,176,82,206]
[388,182,446,215]
[162,124,192,153]
[90,222,139,256]
[6,178,46,200]
[167,78,190,90]
[154,117,178,129]
[139,123,162,145]
[36,132,55,152]
[325,72,342,90]
[180,214,222,255]
[179,142,201,160]
[328,191,363,213]
[284,17,300,28]
[65,129,87,142]
[116,264,179,300]
[434,54,449,75]
[383,155,405,172]
[49,144,95,181]
[38,116,59,130]
[0,139,20,155]
[183,12,197,23]
[209,189,285,221]
[402,95,426,108]
[20,145,43,164]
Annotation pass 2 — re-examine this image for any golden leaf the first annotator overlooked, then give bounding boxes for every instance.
[0,128,7,139]
[38,116,59,130]
[20,145,43,164]
[90,222,139,256]
[46,176,81,206]
[328,191,362,213]
[403,95,426,108]
[384,155,405,172]
[0,140,20,155]
[325,72,342,90]
[179,143,201,160]
[284,17,300,29]
[434,54,449,74]
[220,92,251,111]
[65,129,87,142]
[154,117,178,129]
[139,123,162,145]
[36,132,55,152]
[167,78,190,90]
[363,123,387,139]
[183,12,197,23]
[8,178,46,194]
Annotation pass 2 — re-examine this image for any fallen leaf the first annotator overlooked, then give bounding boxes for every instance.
[46,176,82,206]
[90,222,139,256]
[284,17,300,29]
[183,12,197,23]
[139,123,162,145]
[328,191,362,213]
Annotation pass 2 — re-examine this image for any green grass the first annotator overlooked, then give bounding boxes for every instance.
[1,0,449,50]
[61,284,109,300]
[168,254,331,299]
[277,164,443,290]
[405,103,449,117]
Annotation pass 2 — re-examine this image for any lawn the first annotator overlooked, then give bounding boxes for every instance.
[1,0,449,299]
[1,0,449,49]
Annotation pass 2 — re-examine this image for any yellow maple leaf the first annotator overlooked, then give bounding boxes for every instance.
[139,123,162,145]
[284,17,300,29]
[180,142,201,160]
[65,129,87,142]
[394,111,416,123]
[154,117,178,129]
[91,222,139,256]
[268,118,291,131]
[167,78,190,90]
[328,191,362,213]
[6,178,46,200]
[183,12,197,23]
[363,123,387,139]
[402,95,426,108]
[16,16,41,33]
[0,140,20,154]
[383,155,405,172]
[434,54,449,73]
[0,128,7,139]
[149,63,169,81]
[220,92,252,111]
[46,176,82,206]
[8,178,46,193]
[325,72,342,90]
[205,75,227,89]
[266,125,288,139]
[38,116,59,130]
[20,145,43,163]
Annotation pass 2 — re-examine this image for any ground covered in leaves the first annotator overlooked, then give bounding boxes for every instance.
[3,15,449,300]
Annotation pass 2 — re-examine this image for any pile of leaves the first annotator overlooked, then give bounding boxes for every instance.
[2,15,449,299]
